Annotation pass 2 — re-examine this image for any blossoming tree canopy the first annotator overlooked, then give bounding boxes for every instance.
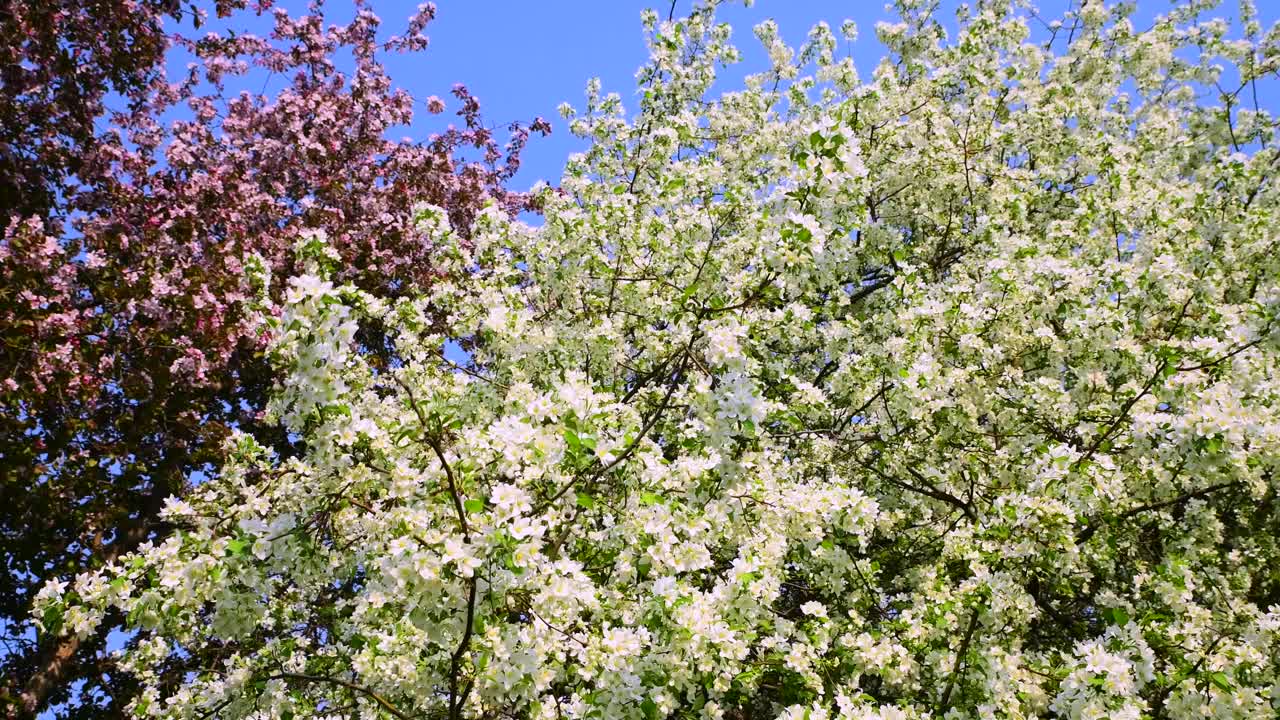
[40,0,1280,718]
[2,0,546,716]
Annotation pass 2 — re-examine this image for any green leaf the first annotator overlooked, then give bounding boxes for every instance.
[227,537,249,557]
[504,553,525,575]
[1103,607,1129,626]
[464,498,485,514]
[640,491,662,506]
[42,605,64,636]
[641,698,660,720]
[576,493,596,510]
[1209,671,1234,691]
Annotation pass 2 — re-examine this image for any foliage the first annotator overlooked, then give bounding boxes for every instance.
[0,0,546,716]
[0,0,238,221]
[35,0,1280,719]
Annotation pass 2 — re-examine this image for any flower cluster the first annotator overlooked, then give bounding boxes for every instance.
[2,0,546,715]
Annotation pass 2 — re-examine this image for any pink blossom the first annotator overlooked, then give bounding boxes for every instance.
[0,0,549,715]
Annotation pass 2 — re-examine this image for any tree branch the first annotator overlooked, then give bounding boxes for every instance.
[391,373,475,720]
[939,611,980,712]
[268,672,414,720]
[1077,482,1240,543]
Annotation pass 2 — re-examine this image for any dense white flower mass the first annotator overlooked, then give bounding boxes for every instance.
[34,1,1280,719]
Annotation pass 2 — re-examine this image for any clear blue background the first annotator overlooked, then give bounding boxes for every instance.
[169,0,1280,195]
[323,0,1277,192]
[396,0,906,190]
[175,1,920,191]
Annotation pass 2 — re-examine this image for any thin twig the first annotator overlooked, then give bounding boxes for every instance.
[268,672,413,720]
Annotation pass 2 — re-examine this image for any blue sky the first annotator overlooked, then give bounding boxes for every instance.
[174,0,1280,194]
[348,0,1280,191]
[181,0,915,190]
[392,0,904,190]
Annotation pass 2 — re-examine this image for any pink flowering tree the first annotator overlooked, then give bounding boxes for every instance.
[0,1,547,716]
